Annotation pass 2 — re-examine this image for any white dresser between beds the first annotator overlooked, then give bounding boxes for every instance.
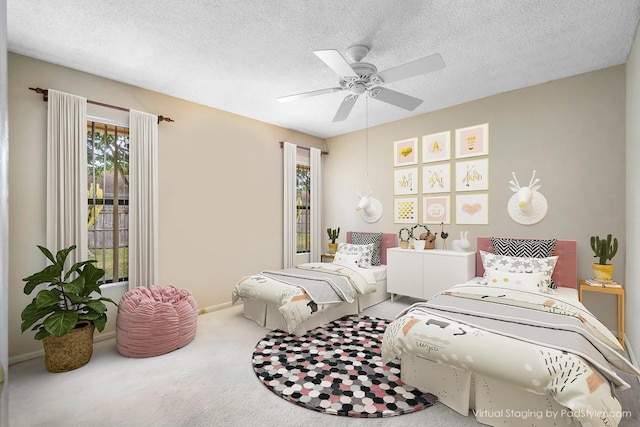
[387,248,475,300]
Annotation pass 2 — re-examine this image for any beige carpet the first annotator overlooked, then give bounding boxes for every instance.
[9,299,482,427]
[8,298,639,426]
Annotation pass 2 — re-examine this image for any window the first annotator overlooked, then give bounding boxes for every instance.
[87,121,129,284]
[296,164,311,253]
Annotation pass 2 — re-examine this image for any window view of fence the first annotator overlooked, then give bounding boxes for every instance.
[296,164,311,253]
[87,121,129,284]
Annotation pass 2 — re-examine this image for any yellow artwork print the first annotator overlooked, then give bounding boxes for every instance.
[462,164,483,187]
[428,169,445,189]
[422,131,450,163]
[397,201,415,220]
[399,147,413,157]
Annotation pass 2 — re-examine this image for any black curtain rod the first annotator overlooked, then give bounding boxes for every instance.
[279,141,328,155]
[29,87,174,124]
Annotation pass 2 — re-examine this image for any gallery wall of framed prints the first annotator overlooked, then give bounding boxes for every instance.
[392,123,490,225]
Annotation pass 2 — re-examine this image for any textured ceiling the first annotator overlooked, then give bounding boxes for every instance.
[7,1,640,139]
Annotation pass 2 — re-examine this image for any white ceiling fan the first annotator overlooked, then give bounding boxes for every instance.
[277,45,445,122]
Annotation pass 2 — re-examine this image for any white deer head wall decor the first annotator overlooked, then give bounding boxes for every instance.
[508,170,548,225]
[355,186,383,223]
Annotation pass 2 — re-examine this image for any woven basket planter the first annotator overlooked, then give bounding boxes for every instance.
[42,321,95,373]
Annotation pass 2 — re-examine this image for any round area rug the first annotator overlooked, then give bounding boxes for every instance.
[252,315,437,418]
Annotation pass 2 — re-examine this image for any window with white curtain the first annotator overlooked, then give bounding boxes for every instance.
[296,164,311,253]
[87,121,129,284]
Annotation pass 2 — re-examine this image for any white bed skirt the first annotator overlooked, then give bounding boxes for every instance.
[242,279,389,335]
[401,354,578,426]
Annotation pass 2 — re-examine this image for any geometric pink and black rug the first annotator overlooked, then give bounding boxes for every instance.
[252,315,437,418]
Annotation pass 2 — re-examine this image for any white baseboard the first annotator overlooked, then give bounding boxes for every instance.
[10,303,236,365]
[197,300,236,315]
[9,331,117,366]
[9,349,43,366]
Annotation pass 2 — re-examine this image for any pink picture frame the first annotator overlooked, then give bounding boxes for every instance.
[422,131,451,163]
[455,123,489,158]
[393,137,418,167]
[423,195,451,224]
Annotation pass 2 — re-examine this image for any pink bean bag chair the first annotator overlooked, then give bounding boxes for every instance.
[116,285,198,358]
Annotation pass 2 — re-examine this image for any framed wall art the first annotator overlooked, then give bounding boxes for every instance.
[456,193,489,225]
[422,131,451,163]
[455,158,489,192]
[423,195,451,224]
[422,163,451,194]
[455,123,489,158]
[393,137,418,167]
[394,167,418,195]
[394,197,418,223]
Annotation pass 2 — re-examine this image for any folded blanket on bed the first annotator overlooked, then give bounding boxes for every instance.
[261,268,355,304]
[393,289,639,386]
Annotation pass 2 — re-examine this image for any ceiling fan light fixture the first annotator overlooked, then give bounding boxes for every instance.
[279,45,445,121]
[351,83,366,95]
[346,45,370,63]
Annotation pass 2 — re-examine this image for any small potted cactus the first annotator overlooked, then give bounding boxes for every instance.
[590,234,618,283]
[327,227,340,254]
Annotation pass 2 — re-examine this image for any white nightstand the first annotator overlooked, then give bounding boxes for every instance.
[387,248,476,301]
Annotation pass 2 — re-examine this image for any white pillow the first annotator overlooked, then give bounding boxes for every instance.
[336,243,374,268]
[485,269,546,292]
[480,250,558,292]
[332,252,360,268]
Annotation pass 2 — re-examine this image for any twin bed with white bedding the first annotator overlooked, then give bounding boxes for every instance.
[382,237,639,427]
[233,233,638,426]
[232,232,396,335]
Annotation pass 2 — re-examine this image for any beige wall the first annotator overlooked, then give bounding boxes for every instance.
[7,53,326,359]
[7,52,633,359]
[324,65,627,331]
[626,21,640,359]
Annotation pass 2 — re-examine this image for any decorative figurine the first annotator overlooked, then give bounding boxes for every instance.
[440,222,449,250]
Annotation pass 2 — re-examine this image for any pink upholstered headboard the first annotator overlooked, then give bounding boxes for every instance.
[476,237,578,288]
[346,232,398,265]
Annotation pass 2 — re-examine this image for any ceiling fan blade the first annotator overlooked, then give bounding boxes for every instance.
[369,87,423,111]
[377,53,445,84]
[333,95,359,122]
[314,49,357,78]
[277,87,344,103]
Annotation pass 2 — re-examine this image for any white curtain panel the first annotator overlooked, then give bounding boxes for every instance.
[310,148,322,262]
[128,109,159,290]
[46,89,88,265]
[283,142,296,268]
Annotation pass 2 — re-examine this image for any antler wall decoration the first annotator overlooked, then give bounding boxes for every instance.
[507,170,548,225]
[355,186,383,223]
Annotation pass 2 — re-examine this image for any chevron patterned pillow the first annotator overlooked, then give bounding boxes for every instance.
[490,237,558,288]
[490,237,558,258]
[351,232,383,266]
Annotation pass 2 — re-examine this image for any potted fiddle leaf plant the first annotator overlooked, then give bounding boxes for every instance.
[590,234,618,283]
[21,244,117,372]
[327,227,340,254]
